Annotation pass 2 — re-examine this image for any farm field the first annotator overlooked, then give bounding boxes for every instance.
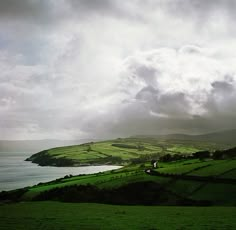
[187,160,236,177]
[22,166,169,200]
[0,202,235,230]
[1,159,233,205]
[155,159,236,178]
[1,149,236,230]
[26,137,228,167]
[154,159,236,204]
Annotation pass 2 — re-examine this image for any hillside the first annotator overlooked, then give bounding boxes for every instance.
[26,138,163,166]
[25,131,233,167]
[1,146,236,230]
[134,129,236,145]
[1,150,236,206]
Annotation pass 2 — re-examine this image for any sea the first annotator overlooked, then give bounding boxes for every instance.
[0,152,121,191]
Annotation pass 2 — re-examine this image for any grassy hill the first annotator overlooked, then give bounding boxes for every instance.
[26,134,230,167]
[1,146,236,229]
[3,154,236,205]
[134,129,236,145]
[2,134,234,206]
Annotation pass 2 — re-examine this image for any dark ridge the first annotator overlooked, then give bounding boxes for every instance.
[132,129,236,145]
[33,182,212,206]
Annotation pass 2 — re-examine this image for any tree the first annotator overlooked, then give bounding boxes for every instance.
[87,145,92,152]
[160,154,172,162]
[193,151,210,160]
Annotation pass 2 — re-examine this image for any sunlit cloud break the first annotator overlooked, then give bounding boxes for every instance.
[0,0,236,139]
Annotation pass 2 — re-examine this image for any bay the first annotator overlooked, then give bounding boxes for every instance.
[0,152,121,191]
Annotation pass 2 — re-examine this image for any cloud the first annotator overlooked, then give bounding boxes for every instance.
[0,0,54,23]
[67,0,120,17]
[163,0,236,21]
[204,79,236,116]
[100,46,236,136]
[1,1,236,139]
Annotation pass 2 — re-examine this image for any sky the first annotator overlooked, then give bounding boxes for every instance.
[1,0,236,140]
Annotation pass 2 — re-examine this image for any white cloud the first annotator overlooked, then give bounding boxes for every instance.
[1,1,236,139]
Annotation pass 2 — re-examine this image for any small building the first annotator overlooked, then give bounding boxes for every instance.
[151,159,158,168]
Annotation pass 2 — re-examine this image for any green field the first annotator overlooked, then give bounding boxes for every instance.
[156,160,212,174]
[187,160,236,177]
[3,159,231,206]
[0,202,235,230]
[22,166,166,200]
[1,138,236,229]
[26,137,227,167]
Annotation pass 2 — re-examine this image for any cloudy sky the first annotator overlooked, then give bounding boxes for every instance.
[1,0,236,140]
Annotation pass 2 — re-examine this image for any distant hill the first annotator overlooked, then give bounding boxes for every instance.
[133,129,236,145]
[0,139,100,153]
[1,129,235,153]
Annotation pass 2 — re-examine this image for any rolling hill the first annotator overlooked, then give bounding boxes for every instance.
[133,129,236,145]
[1,143,236,229]
[25,130,236,167]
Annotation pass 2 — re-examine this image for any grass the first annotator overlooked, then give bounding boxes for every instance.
[165,180,204,197]
[1,156,236,229]
[167,145,200,154]
[0,202,235,230]
[27,138,227,166]
[188,160,236,177]
[190,183,236,205]
[156,160,212,174]
[154,159,236,179]
[219,169,236,179]
[20,159,236,203]
[22,167,171,200]
[1,136,236,229]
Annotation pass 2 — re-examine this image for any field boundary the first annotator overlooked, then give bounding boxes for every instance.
[145,169,236,184]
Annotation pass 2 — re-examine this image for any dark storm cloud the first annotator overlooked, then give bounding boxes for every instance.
[1,1,236,140]
[163,0,236,19]
[136,86,159,100]
[0,0,53,22]
[1,0,236,22]
[66,0,144,21]
[204,79,236,116]
[0,0,138,23]
[1,0,235,25]
[102,46,236,138]
[134,66,158,86]
[157,93,190,117]
[68,0,116,13]
[211,80,234,93]
[135,86,190,117]
[107,102,236,137]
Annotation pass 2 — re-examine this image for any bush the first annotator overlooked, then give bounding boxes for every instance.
[193,151,211,160]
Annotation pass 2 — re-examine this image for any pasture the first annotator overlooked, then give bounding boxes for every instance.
[0,202,235,230]
[26,137,227,166]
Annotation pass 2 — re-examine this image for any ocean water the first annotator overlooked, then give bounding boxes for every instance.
[0,152,121,191]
